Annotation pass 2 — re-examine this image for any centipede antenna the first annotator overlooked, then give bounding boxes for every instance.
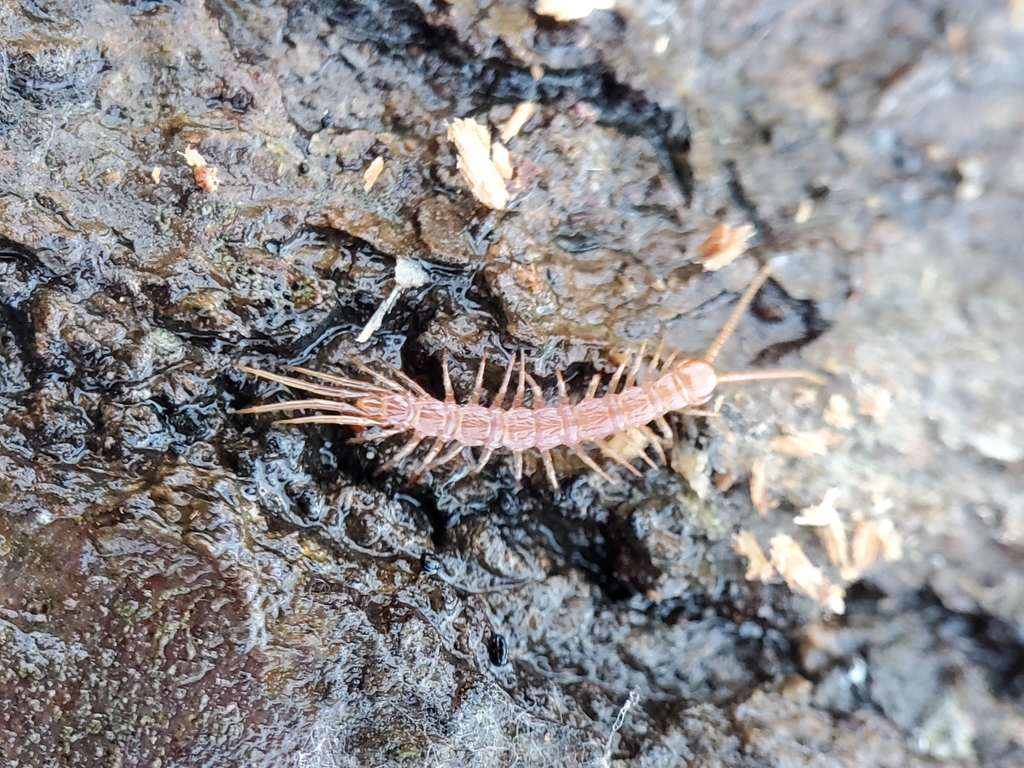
[513,352,526,408]
[715,369,826,386]
[237,398,364,415]
[239,366,376,399]
[441,350,455,402]
[282,365,391,393]
[702,262,774,365]
[569,444,614,483]
[624,341,648,389]
[607,353,631,394]
[493,353,516,409]
[272,415,383,428]
[468,351,488,405]
[540,450,559,490]
[584,374,601,400]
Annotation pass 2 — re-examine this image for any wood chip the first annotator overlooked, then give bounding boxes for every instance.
[356,257,431,343]
[749,459,770,515]
[491,140,513,180]
[362,156,385,191]
[535,0,614,22]
[499,102,537,143]
[856,385,892,424]
[794,198,813,224]
[769,534,846,614]
[1011,0,1024,31]
[823,394,856,429]
[769,429,840,456]
[733,531,776,582]
[698,223,755,271]
[447,118,509,210]
[180,146,219,191]
[151,166,162,184]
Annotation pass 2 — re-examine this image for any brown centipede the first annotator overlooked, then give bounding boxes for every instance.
[238,263,824,490]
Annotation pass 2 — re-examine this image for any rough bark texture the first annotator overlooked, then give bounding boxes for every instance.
[0,0,1022,765]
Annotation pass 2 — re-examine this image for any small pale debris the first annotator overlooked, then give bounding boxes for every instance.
[749,459,770,515]
[823,394,856,429]
[769,534,846,614]
[180,146,219,191]
[733,531,776,582]
[362,156,385,191]
[607,427,654,463]
[491,140,514,180]
[356,257,431,343]
[535,0,614,22]
[769,429,840,456]
[945,23,969,52]
[849,518,903,580]
[856,385,893,424]
[794,489,849,575]
[1011,0,1024,30]
[670,443,711,499]
[530,64,545,80]
[794,198,814,224]
[793,488,843,527]
[151,166,163,184]
[499,102,537,143]
[447,118,509,210]
[698,223,755,271]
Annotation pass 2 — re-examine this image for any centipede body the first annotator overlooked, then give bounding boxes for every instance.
[238,263,824,490]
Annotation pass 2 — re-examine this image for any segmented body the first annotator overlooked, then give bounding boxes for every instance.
[238,263,822,489]
[355,359,714,450]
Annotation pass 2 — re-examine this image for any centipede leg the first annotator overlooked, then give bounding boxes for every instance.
[512,451,524,482]
[441,349,455,403]
[569,444,613,483]
[524,372,546,408]
[654,415,673,441]
[554,370,569,403]
[607,353,630,394]
[468,351,489,405]
[658,352,678,378]
[377,360,430,397]
[635,425,665,467]
[472,446,495,474]
[584,374,601,400]
[409,439,445,481]
[348,427,406,444]
[594,439,643,477]
[624,341,648,389]
[426,442,465,472]
[647,340,665,380]
[513,351,526,408]
[540,450,559,491]
[386,435,424,469]
[492,353,516,409]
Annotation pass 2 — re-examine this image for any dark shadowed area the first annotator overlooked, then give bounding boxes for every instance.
[1,0,1022,765]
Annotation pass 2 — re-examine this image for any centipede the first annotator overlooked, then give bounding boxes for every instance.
[238,263,824,490]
